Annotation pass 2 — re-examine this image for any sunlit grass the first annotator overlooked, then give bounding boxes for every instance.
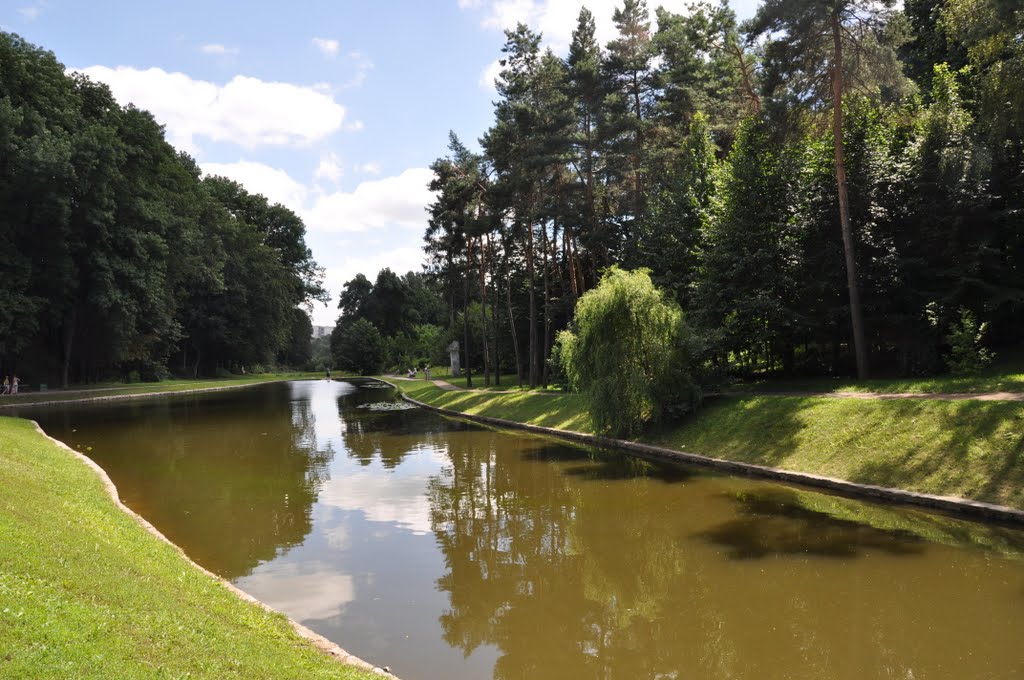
[0,416,382,679]
[401,380,591,432]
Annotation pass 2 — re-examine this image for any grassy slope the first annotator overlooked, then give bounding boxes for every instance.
[0,417,380,680]
[400,381,1024,511]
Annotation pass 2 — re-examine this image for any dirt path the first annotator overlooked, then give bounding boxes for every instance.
[724,390,1024,402]
[390,376,1024,402]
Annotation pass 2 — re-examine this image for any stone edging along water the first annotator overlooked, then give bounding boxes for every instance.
[393,386,1024,526]
[27,414,396,678]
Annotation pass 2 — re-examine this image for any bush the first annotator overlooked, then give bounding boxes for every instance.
[557,267,701,438]
[945,308,995,375]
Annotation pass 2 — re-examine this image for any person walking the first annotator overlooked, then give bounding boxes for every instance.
[10,375,19,395]
[1,376,8,395]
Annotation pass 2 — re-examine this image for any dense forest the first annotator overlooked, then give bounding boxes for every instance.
[422,0,1024,387]
[0,33,325,386]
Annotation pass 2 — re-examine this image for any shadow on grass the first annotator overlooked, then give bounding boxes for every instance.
[846,400,1024,508]
[700,488,926,560]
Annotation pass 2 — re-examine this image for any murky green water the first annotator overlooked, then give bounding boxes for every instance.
[20,380,1024,679]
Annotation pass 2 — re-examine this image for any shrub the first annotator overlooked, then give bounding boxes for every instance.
[557,267,701,438]
[945,308,994,375]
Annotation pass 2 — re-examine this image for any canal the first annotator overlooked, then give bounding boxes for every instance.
[21,380,1024,679]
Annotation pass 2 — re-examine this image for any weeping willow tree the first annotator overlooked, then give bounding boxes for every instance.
[557,267,700,438]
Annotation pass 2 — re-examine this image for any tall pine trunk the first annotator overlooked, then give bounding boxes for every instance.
[463,238,473,388]
[477,234,491,386]
[832,9,869,379]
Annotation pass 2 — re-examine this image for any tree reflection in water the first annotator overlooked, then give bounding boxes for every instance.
[28,383,333,579]
[426,433,737,679]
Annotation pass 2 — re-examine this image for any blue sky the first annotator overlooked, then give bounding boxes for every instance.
[3,0,761,326]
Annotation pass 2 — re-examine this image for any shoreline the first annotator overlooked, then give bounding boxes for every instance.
[390,381,1024,526]
[5,378,394,678]
[30,421,392,677]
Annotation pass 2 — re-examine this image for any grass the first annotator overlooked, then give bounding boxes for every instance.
[0,416,381,679]
[405,366,564,392]
[399,381,1024,512]
[0,372,324,407]
[400,379,592,432]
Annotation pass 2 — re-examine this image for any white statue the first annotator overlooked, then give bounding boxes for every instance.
[448,340,461,377]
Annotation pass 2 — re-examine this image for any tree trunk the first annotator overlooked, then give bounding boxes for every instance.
[528,217,537,388]
[61,309,76,389]
[507,262,523,387]
[477,234,491,386]
[489,234,501,386]
[832,10,869,380]
[464,238,473,388]
[542,220,552,388]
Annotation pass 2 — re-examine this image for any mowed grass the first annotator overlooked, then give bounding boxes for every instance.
[0,417,381,680]
[401,380,592,432]
[654,395,1024,510]
[0,372,323,407]
[401,381,1024,511]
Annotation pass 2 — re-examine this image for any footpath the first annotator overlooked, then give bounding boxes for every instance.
[396,376,1024,402]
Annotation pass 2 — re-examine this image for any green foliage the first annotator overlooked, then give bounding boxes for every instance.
[558,268,700,437]
[945,308,994,374]
[0,32,324,385]
[331,318,385,376]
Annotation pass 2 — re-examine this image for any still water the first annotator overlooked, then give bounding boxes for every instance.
[21,380,1024,679]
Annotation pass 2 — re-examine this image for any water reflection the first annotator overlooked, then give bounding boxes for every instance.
[24,382,340,578]
[17,381,1024,680]
[701,489,926,559]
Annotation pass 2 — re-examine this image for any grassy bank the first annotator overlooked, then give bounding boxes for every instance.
[401,381,1024,511]
[0,417,381,679]
[0,372,323,407]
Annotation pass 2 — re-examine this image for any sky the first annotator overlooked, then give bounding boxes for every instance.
[2,0,761,326]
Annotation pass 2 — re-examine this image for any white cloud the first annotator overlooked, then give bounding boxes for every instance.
[312,37,340,57]
[314,152,344,185]
[304,167,435,233]
[355,161,382,175]
[479,58,504,90]
[464,0,691,52]
[341,50,374,89]
[77,65,346,154]
[343,119,365,132]
[18,2,44,21]
[201,160,309,211]
[200,43,239,55]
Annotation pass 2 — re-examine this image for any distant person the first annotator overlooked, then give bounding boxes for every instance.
[326,367,331,381]
[1,376,7,395]
[407,367,415,378]
[423,366,431,380]
[11,375,19,395]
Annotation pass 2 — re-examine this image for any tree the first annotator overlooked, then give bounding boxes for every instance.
[558,267,700,437]
[747,0,908,378]
[331,318,385,375]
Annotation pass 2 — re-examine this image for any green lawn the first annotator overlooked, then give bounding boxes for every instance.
[0,417,382,679]
[400,381,1024,512]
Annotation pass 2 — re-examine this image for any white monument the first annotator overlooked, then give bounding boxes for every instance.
[448,340,461,377]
